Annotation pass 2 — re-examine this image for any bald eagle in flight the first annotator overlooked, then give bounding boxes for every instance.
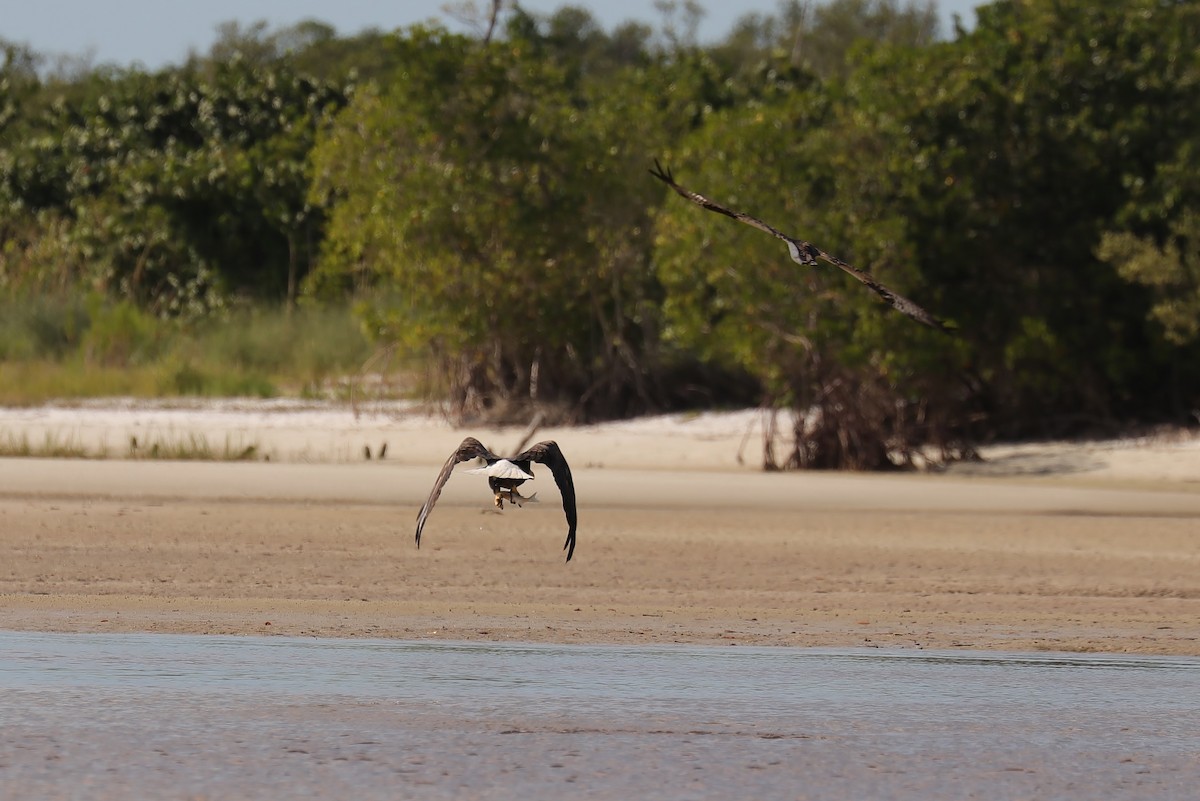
[415,437,578,562]
[650,160,950,333]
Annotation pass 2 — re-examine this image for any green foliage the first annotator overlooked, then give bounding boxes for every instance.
[0,54,351,309]
[655,82,968,466]
[3,2,1200,463]
[0,296,370,404]
[310,23,677,419]
[0,292,88,360]
[1,40,41,134]
[0,360,165,404]
[842,0,1200,431]
[159,359,278,398]
[80,295,164,365]
[1099,212,1200,346]
[184,303,372,390]
[714,0,940,83]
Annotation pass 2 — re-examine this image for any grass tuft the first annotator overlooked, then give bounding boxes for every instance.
[126,433,262,461]
[0,430,92,459]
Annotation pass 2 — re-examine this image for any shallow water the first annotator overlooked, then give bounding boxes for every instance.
[2,632,1197,799]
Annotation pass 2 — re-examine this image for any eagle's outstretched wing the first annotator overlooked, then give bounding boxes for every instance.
[649,160,951,333]
[515,440,578,562]
[415,436,499,549]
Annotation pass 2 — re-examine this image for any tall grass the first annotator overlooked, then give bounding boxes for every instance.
[127,433,261,461]
[0,430,90,458]
[0,294,379,405]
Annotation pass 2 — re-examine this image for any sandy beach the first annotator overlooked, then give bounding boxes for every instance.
[2,401,1199,655]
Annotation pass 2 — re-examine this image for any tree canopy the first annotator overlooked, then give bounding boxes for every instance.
[2,0,1198,464]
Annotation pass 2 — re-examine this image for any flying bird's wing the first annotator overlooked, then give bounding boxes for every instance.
[515,440,578,562]
[415,437,498,549]
[650,159,794,242]
[649,160,951,333]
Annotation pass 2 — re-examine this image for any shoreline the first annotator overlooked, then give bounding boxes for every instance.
[2,401,1199,656]
[4,398,1200,477]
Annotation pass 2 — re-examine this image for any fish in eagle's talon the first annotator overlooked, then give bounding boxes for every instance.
[500,488,539,509]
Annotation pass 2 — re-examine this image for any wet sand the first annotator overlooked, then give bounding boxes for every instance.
[6,634,1197,801]
[2,404,1199,655]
